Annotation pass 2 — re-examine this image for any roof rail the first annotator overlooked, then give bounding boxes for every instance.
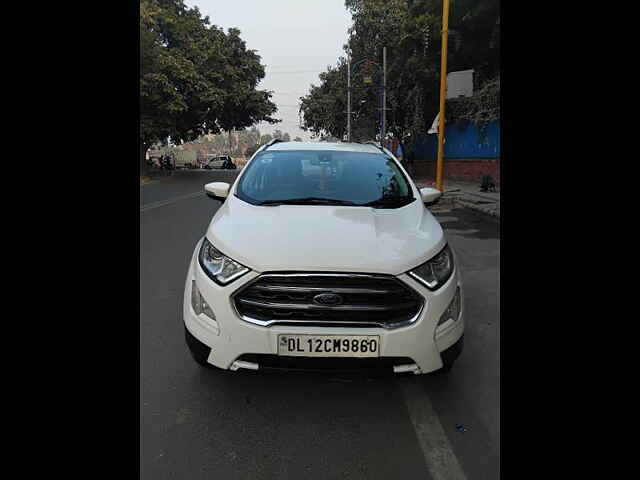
[262,138,285,150]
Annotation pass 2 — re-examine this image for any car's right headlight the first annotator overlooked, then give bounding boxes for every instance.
[198,238,250,285]
[408,244,454,290]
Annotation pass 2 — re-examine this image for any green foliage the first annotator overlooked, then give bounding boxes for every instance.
[299,0,500,140]
[446,75,500,127]
[299,59,349,139]
[140,0,279,153]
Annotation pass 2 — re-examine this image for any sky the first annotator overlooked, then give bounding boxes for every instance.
[184,0,352,140]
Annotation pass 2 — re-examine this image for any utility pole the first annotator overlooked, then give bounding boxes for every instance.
[436,0,450,192]
[347,55,351,142]
[382,46,387,142]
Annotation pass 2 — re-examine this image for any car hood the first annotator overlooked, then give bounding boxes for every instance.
[205,195,446,275]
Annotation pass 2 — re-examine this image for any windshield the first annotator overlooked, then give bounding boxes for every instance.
[236,150,414,207]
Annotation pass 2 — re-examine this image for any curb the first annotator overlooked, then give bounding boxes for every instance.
[452,198,500,220]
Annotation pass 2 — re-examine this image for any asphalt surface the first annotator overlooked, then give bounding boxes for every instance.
[141,169,241,205]
[140,171,500,479]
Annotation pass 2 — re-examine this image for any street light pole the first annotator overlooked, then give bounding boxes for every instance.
[347,55,351,142]
[382,46,387,142]
[435,0,450,192]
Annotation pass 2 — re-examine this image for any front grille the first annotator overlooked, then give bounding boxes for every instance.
[233,273,424,328]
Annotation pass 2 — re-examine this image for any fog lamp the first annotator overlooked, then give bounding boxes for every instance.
[191,280,216,321]
[438,287,461,326]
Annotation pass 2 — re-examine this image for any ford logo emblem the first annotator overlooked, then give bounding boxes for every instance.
[313,293,344,306]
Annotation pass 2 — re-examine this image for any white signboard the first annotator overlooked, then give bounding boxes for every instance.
[447,69,474,99]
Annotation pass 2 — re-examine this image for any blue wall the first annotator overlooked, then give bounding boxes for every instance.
[412,120,500,160]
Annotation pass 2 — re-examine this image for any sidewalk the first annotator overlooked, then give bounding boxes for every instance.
[414,178,500,219]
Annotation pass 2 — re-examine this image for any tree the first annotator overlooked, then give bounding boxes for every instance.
[179,126,264,157]
[244,144,259,158]
[447,75,500,127]
[299,58,349,139]
[140,0,279,172]
[247,126,261,148]
[299,0,500,140]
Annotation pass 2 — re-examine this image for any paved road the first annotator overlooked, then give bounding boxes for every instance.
[141,169,241,206]
[140,172,500,479]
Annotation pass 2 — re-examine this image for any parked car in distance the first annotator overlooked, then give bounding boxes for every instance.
[205,155,236,170]
[183,141,463,376]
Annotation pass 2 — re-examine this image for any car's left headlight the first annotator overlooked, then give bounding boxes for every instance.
[408,243,454,290]
[198,238,250,285]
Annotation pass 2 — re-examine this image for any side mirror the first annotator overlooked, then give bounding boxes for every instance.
[420,187,442,205]
[205,182,230,202]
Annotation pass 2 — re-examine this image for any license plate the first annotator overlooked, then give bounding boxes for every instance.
[277,334,380,357]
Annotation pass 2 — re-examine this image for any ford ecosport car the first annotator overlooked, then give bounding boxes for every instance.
[183,141,464,374]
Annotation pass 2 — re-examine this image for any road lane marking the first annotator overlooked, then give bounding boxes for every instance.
[399,379,468,480]
[140,191,206,212]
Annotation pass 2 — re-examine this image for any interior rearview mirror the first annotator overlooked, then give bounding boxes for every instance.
[420,187,442,205]
[205,182,230,202]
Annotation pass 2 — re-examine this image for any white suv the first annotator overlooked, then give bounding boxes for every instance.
[183,141,464,374]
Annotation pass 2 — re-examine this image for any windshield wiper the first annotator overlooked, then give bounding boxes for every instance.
[259,197,358,206]
[361,196,413,208]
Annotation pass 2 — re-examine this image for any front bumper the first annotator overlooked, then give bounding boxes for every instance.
[183,239,464,374]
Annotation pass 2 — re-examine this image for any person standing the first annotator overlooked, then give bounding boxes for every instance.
[395,141,404,163]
